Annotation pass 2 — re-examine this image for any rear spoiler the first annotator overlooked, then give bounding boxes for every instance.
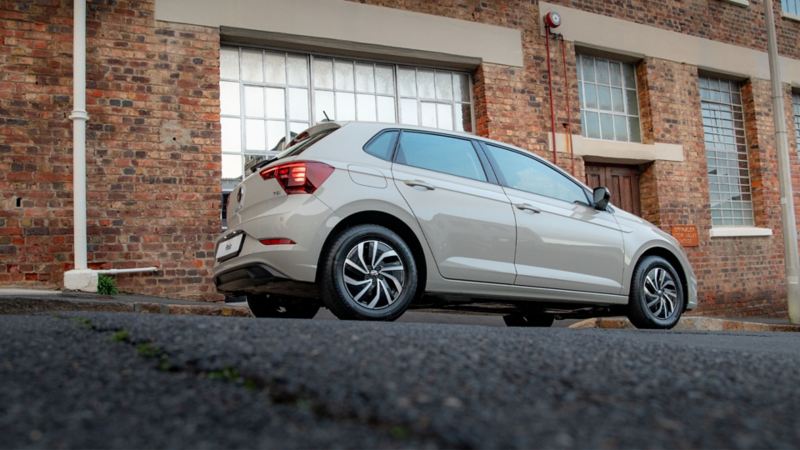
[245,121,342,174]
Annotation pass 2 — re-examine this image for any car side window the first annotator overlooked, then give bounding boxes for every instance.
[485,144,588,204]
[363,131,398,161]
[395,132,487,182]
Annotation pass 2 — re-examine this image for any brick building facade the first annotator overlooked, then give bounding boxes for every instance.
[2,0,800,316]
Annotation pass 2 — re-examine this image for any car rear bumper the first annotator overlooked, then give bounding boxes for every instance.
[214,262,318,298]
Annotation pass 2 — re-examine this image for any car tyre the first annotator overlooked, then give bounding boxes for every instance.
[627,255,685,329]
[320,224,418,321]
[247,295,320,319]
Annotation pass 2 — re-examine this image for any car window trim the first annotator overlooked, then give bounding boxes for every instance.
[362,128,401,161]
[478,141,592,206]
[392,129,491,184]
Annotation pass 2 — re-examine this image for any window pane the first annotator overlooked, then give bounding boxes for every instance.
[421,102,437,127]
[625,89,638,115]
[241,49,263,82]
[437,103,453,130]
[335,61,354,91]
[596,59,610,84]
[417,70,435,99]
[399,98,418,125]
[584,111,600,139]
[584,83,598,109]
[613,115,628,141]
[453,73,470,102]
[485,144,587,204]
[375,65,394,95]
[435,72,453,101]
[397,68,416,97]
[580,56,595,82]
[220,47,239,80]
[222,153,243,180]
[313,57,334,89]
[221,117,241,151]
[264,52,286,84]
[611,88,624,113]
[290,122,308,134]
[622,63,636,88]
[397,132,486,181]
[287,55,308,86]
[220,81,240,116]
[265,88,285,119]
[314,90,335,122]
[356,94,377,121]
[599,113,614,140]
[364,131,397,160]
[245,119,266,150]
[376,96,396,122]
[335,92,355,120]
[266,120,285,150]
[244,86,264,117]
[355,63,375,93]
[597,86,612,110]
[288,88,309,121]
[609,62,622,87]
[629,117,641,142]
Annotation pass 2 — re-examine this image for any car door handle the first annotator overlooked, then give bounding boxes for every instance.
[403,179,435,191]
[513,203,541,214]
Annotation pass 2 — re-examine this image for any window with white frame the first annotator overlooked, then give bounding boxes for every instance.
[783,0,800,16]
[577,54,641,142]
[700,76,754,226]
[793,92,800,151]
[219,46,474,191]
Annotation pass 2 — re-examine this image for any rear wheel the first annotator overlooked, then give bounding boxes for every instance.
[246,295,320,319]
[320,224,418,321]
[627,255,685,329]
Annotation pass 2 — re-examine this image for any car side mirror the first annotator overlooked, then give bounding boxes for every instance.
[593,186,611,211]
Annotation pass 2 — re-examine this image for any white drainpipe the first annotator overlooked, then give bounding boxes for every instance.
[63,0,95,291]
[63,0,158,291]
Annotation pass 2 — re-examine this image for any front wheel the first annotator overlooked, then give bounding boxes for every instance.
[627,256,685,329]
[247,295,320,319]
[320,224,418,321]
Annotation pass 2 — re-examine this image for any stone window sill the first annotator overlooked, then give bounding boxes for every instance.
[709,227,773,238]
[783,12,800,23]
[721,0,749,6]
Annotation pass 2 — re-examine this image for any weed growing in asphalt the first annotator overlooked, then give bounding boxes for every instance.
[111,330,130,342]
[74,317,93,329]
[136,342,160,358]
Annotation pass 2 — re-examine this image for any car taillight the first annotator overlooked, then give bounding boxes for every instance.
[259,161,334,194]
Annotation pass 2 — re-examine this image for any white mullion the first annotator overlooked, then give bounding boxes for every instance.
[308,54,315,126]
[392,65,400,125]
[237,47,246,180]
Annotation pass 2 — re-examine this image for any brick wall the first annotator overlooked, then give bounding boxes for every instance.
[0,0,221,300]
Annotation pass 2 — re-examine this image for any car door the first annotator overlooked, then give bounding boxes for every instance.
[391,131,517,284]
[482,143,625,295]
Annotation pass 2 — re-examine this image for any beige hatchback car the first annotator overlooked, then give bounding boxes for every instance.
[214,122,697,329]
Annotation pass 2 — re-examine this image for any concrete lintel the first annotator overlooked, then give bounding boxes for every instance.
[548,133,684,163]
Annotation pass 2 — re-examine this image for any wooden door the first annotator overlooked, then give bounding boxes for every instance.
[585,163,642,216]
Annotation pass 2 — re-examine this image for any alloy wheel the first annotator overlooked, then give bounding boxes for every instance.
[341,240,405,310]
[643,267,678,321]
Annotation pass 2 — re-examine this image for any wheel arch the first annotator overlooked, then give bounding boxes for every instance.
[315,210,428,295]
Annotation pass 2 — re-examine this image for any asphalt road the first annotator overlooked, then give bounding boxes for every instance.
[2,312,800,449]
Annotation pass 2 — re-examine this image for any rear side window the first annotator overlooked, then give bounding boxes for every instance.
[485,144,588,204]
[396,132,486,182]
[363,131,398,161]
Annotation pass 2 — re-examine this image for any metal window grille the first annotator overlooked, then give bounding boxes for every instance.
[218,46,474,191]
[793,93,800,152]
[577,54,641,143]
[700,76,754,226]
[783,0,800,17]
